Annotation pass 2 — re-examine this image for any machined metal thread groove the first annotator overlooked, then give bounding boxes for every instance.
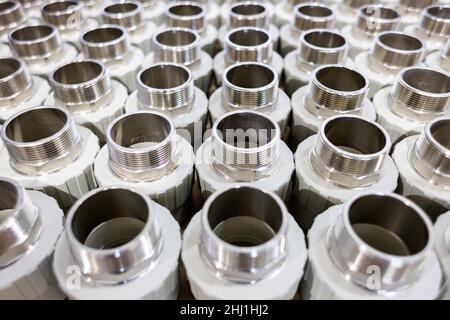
[354,5,400,36]
[80,25,131,63]
[222,62,278,112]
[102,1,144,33]
[390,67,450,120]
[165,1,206,34]
[41,0,84,30]
[8,24,63,61]
[293,3,335,33]
[225,27,272,67]
[419,5,450,37]
[371,32,425,70]
[0,57,32,101]
[228,1,268,29]
[137,63,195,114]
[0,0,26,33]
[152,28,201,67]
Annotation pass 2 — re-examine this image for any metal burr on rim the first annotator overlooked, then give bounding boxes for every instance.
[49,60,112,113]
[137,63,195,115]
[152,28,201,67]
[211,110,281,182]
[228,1,269,29]
[306,65,369,118]
[370,31,425,71]
[41,0,84,30]
[165,1,207,34]
[410,116,450,189]
[310,115,391,188]
[0,177,43,269]
[224,27,272,66]
[65,186,164,284]
[199,186,288,283]
[354,4,400,37]
[0,57,32,107]
[389,67,450,122]
[222,62,278,112]
[101,1,145,34]
[418,5,450,37]
[293,3,335,33]
[8,24,63,61]
[0,105,83,175]
[327,192,433,292]
[0,0,26,35]
[80,25,131,64]
[297,29,348,72]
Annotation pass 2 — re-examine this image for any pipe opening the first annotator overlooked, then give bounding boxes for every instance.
[104,2,138,14]
[10,25,53,41]
[426,5,450,19]
[430,118,450,149]
[228,28,269,46]
[298,4,333,17]
[140,64,190,89]
[0,58,20,79]
[42,1,79,13]
[316,66,366,92]
[0,1,16,12]
[361,6,399,19]
[82,27,124,44]
[169,3,203,16]
[231,3,265,16]
[226,63,274,88]
[378,32,423,51]
[52,61,102,85]
[402,68,450,94]
[0,180,18,217]
[304,30,345,48]
[155,29,197,47]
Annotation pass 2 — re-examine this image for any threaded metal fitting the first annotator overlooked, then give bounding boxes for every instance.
[310,115,391,188]
[41,0,84,31]
[327,192,433,292]
[49,60,113,113]
[410,116,450,189]
[297,29,348,73]
[102,1,145,35]
[228,1,268,30]
[165,1,206,35]
[0,57,32,107]
[306,65,369,118]
[390,67,450,122]
[292,3,335,34]
[8,24,63,62]
[418,5,450,37]
[0,105,83,175]
[199,186,288,283]
[224,27,272,67]
[65,186,163,284]
[80,25,131,65]
[152,28,201,67]
[354,4,400,37]
[0,0,26,35]
[0,177,43,269]
[211,110,280,182]
[136,63,195,116]
[222,62,278,112]
[399,0,435,15]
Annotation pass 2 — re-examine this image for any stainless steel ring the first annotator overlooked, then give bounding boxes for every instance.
[228,1,268,30]
[0,57,32,105]
[0,0,26,34]
[165,1,206,34]
[41,0,84,30]
[293,3,335,33]
[419,5,450,37]
[102,1,145,33]
[354,4,400,37]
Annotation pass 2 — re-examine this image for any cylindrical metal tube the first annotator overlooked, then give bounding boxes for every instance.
[65,186,163,284]
[137,63,195,114]
[106,111,178,182]
[310,115,391,188]
[0,105,83,175]
[224,27,272,66]
[165,1,206,34]
[152,28,201,67]
[222,62,278,112]
[354,4,400,36]
[211,110,280,181]
[49,60,113,113]
[101,1,145,34]
[199,186,288,283]
[418,5,450,37]
[0,57,32,104]
[0,0,26,34]
[390,67,450,121]
[8,24,63,61]
[410,116,450,189]
[41,0,84,30]
[327,192,434,292]
[228,1,269,29]
[293,3,335,32]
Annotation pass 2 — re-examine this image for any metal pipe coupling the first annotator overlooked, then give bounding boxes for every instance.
[335,0,377,29]
[412,5,450,51]
[228,1,269,29]
[0,57,33,110]
[0,0,27,41]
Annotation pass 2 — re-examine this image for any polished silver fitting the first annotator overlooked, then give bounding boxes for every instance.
[80,25,131,64]
[399,0,435,15]
[211,110,280,182]
[222,62,278,112]
[49,59,113,113]
[410,116,450,189]
[0,57,32,107]
[0,105,83,175]
[0,0,26,35]
[310,115,391,188]
[8,24,63,62]
[137,63,195,115]
[165,1,206,34]
[102,1,145,34]
[306,65,369,118]
[327,192,433,292]
[390,67,450,122]
[41,0,84,31]
[354,5,400,37]
[370,32,425,72]
[297,29,348,73]
[65,186,163,284]
[0,177,43,269]
[418,5,450,37]
[228,1,268,30]
[199,186,288,283]
[152,28,201,67]
[224,27,272,67]
[293,3,335,34]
